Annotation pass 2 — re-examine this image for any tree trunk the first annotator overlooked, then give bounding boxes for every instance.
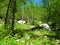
[22,8,24,22]
[11,0,16,30]
[46,1,51,23]
[31,10,34,25]
[4,0,11,28]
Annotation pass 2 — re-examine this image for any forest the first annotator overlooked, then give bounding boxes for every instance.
[0,0,60,45]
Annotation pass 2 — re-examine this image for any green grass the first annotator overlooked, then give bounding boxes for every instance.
[0,22,60,45]
[0,32,60,45]
[0,28,60,45]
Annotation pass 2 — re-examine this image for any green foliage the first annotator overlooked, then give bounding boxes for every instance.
[0,0,8,18]
[46,0,60,30]
[0,28,60,45]
[0,0,60,45]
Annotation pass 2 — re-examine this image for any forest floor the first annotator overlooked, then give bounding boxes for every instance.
[0,21,60,45]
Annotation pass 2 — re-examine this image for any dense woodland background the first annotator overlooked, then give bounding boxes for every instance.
[0,0,60,45]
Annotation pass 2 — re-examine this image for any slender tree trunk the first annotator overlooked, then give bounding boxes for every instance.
[21,1,25,23]
[4,0,11,28]
[46,1,50,23]
[31,10,34,25]
[22,8,24,23]
[11,0,16,30]
[28,8,30,24]
[27,2,30,24]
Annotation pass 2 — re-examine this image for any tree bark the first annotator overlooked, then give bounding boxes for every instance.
[4,0,11,28]
[11,0,16,30]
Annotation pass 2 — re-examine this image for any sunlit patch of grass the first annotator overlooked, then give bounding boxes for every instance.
[14,23,32,30]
